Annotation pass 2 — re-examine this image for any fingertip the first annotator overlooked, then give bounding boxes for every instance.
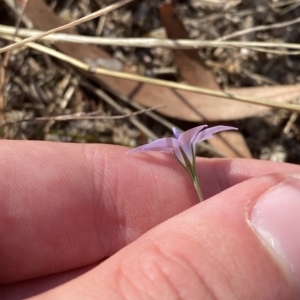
[249,175,300,291]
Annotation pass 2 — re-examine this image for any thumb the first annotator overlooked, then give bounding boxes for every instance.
[33,173,300,299]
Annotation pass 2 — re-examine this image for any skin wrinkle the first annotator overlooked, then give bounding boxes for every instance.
[132,225,211,299]
[117,260,148,300]
[107,150,139,254]
[103,264,125,300]
[151,240,217,300]
[151,261,182,300]
[113,159,131,248]
[119,165,155,243]
[92,148,126,257]
[105,148,148,251]
[97,146,112,208]
[146,242,183,299]
[81,144,98,212]
[170,261,218,300]
[84,147,111,259]
[114,242,177,300]
[139,242,183,300]
[156,234,224,300]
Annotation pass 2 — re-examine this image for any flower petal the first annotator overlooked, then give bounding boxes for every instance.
[178,125,208,145]
[172,127,181,139]
[177,125,208,163]
[126,137,179,154]
[172,147,186,167]
[193,125,238,145]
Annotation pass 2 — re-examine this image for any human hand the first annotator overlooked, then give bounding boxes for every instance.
[1,141,300,299]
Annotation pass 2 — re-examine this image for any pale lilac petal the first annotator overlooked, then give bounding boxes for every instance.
[178,125,208,145]
[127,125,238,169]
[193,126,238,145]
[172,147,186,166]
[172,127,181,139]
[126,137,179,154]
[177,125,208,163]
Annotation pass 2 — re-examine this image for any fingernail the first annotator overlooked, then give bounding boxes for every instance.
[250,177,300,286]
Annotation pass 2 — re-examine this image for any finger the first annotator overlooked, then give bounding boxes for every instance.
[0,264,96,300]
[26,173,300,300]
[1,140,300,283]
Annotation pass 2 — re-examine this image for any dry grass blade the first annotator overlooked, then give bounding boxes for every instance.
[2,24,300,54]
[1,105,163,127]
[1,33,299,114]
[0,0,134,54]
[216,15,300,41]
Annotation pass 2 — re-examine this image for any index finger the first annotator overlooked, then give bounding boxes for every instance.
[1,140,299,283]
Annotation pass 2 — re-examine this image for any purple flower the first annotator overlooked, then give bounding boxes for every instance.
[127,125,237,168]
[127,125,237,202]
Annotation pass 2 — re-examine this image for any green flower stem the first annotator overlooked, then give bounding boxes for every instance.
[177,147,204,202]
[187,166,204,202]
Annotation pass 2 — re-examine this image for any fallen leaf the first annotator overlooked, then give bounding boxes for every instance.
[131,84,300,121]
[159,4,219,89]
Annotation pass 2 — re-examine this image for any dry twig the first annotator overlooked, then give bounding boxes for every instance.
[1,104,163,127]
[0,0,134,54]
[1,24,300,54]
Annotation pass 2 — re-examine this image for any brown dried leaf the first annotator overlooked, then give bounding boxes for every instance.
[159,4,219,89]
[130,84,300,121]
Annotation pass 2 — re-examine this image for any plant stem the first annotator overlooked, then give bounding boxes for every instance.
[178,148,204,202]
[188,166,204,202]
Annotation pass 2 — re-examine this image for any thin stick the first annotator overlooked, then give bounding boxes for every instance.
[4,13,300,45]
[216,16,300,41]
[3,25,300,53]
[1,104,163,127]
[0,0,134,54]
